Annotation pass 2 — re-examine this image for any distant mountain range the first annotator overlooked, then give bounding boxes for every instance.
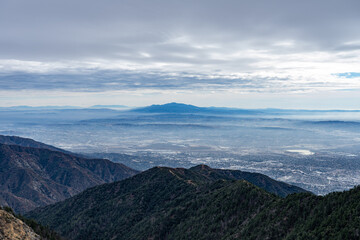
[2,102,360,113]
[131,102,360,116]
[131,102,261,114]
[27,165,360,240]
[0,105,83,110]
[0,135,139,213]
[90,105,129,109]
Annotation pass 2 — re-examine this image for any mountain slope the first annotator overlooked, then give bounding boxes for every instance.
[0,143,139,213]
[0,207,62,240]
[0,135,67,153]
[0,209,40,240]
[27,165,307,240]
[189,164,307,197]
[238,186,360,239]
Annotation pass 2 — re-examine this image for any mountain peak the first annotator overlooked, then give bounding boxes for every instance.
[190,164,213,171]
[132,102,202,113]
[164,102,189,106]
[131,102,260,115]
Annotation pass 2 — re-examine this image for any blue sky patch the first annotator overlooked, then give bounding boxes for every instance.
[336,72,360,78]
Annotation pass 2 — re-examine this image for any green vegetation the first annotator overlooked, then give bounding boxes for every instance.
[27,166,360,240]
[239,188,360,239]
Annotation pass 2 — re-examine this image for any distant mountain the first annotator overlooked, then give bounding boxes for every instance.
[90,105,129,109]
[132,103,360,116]
[303,120,360,128]
[0,141,139,213]
[131,102,261,114]
[0,106,82,110]
[27,165,309,240]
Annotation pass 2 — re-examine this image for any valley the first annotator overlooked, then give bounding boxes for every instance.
[1,104,360,239]
[2,1,360,238]
[1,103,360,195]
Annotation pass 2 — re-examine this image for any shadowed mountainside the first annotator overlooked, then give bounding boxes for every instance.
[0,135,68,153]
[189,164,307,197]
[0,142,139,213]
[27,165,312,240]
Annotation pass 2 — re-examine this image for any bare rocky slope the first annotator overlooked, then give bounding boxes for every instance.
[0,209,40,240]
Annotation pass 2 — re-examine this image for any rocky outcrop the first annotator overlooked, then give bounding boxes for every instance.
[0,209,40,240]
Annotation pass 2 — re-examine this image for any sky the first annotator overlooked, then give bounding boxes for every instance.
[0,0,360,109]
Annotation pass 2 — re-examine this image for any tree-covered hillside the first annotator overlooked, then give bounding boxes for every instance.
[23,165,324,239]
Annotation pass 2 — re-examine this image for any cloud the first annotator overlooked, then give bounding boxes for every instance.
[0,70,257,92]
[0,0,360,96]
[1,67,360,95]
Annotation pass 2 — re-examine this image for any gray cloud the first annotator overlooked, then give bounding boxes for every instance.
[1,0,359,60]
[0,69,352,94]
[0,70,254,91]
[0,0,360,94]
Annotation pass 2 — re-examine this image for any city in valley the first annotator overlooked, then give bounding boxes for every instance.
[2,103,360,195]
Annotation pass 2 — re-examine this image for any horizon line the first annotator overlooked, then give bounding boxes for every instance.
[1,102,360,112]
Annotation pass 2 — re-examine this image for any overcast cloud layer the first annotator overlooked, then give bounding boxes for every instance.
[0,0,360,107]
